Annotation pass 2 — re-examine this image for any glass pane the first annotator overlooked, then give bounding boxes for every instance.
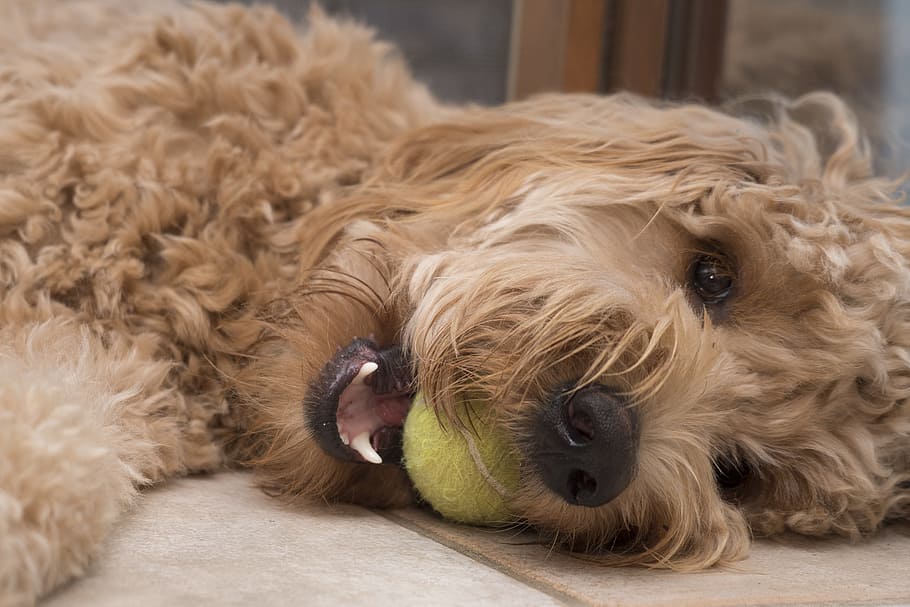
[722,0,910,177]
[225,0,512,105]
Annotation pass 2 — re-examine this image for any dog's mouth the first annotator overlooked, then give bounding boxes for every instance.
[307,339,415,465]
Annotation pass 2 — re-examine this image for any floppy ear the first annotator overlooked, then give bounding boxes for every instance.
[730,328,910,539]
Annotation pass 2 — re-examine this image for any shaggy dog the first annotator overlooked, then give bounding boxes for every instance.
[2,1,909,604]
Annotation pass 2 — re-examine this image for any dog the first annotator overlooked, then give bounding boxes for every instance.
[2,1,909,604]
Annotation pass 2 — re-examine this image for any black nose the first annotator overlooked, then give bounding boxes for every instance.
[530,383,640,507]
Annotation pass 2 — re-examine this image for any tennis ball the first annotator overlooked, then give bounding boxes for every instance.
[402,392,519,525]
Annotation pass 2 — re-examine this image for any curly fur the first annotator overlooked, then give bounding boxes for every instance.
[1,2,909,604]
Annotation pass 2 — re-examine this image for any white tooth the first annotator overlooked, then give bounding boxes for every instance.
[338,424,350,446]
[350,432,382,464]
[352,362,379,385]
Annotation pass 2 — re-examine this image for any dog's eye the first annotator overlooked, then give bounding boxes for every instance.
[691,255,734,305]
[713,452,752,494]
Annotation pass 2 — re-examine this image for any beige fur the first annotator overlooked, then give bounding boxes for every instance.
[1,2,908,605]
[0,1,435,602]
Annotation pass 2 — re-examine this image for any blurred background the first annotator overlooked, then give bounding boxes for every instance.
[228,0,909,175]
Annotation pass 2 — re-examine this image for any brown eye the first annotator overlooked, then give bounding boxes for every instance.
[691,255,734,305]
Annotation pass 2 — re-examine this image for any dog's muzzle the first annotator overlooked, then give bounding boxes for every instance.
[531,383,640,508]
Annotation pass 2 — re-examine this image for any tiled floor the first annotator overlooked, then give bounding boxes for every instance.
[45,472,910,607]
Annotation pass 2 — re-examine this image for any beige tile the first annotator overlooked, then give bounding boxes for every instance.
[43,473,562,607]
[386,508,910,607]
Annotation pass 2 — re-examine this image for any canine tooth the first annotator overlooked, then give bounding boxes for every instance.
[352,362,379,385]
[338,424,350,446]
[350,432,382,464]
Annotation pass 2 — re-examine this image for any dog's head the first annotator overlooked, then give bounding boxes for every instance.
[244,92,910,568]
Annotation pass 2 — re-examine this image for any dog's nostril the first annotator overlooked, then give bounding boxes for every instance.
[568,468,597,501]
[567,400,595,443]
[530,382,640,508]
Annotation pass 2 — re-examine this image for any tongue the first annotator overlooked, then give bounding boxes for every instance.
[375,395,411,426]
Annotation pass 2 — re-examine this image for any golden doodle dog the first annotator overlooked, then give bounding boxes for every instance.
[2,1,909,603]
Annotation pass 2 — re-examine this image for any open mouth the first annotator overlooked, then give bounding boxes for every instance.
[307,339,415,465]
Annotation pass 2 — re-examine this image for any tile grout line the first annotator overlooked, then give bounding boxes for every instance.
[377,510,595,607]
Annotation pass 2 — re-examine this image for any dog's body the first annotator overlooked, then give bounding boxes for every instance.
[2,2,909,604]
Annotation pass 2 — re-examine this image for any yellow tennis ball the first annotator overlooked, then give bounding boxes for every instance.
[402,393,519,525]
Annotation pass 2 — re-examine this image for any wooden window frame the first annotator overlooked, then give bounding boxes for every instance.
[509,0,728,102]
